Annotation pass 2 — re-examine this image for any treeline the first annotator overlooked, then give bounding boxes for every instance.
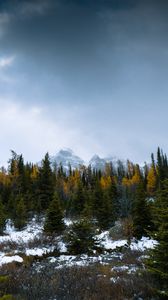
[0,147,167,234]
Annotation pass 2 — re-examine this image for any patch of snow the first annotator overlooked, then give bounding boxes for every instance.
[112,265,129,272]
[58,241,67,253]
[0,253,23,266]
[49,254,99,269]
[25,246,55,257]
[0,218,43,244]
[63,218,73,226]
[0,218,54,262]
[96,231,128,250]
[130,237,158,251]
[112,264,139,274]
[96,234,157,253]
[48,253,123,269]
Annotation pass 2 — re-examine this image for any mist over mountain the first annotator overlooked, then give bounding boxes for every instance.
[50,148,84,170]
[50,148,124,171]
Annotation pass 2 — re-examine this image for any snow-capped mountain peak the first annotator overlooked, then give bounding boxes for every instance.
[49,149,124,171]
[50,148,84,170]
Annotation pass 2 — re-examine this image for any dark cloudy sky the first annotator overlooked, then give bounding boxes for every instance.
[0,0,168,165]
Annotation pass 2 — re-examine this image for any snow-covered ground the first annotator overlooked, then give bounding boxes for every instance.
[0,218,157,267]
[0,218,43,243]
[96,231,128,250]
[130,236,157,251]
[0,253,23,266]
[96,230,157,252]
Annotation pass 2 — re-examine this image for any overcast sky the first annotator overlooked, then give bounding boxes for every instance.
[0,0,168,166]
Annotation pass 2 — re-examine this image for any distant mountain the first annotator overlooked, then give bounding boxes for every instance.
[89,154,120,171]
[50,148,84,170]
[50,149,123,171]
[89,155,107,171]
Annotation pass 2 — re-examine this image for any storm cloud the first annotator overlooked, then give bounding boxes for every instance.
[0,0,168,165]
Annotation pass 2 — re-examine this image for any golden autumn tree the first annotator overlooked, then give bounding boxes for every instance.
[147,165,157,196]
[147,153,157,196]
[131,164,141,186]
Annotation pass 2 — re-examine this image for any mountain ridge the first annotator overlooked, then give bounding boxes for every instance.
[50,148,123,171]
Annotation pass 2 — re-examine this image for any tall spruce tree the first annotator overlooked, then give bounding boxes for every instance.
[93,180,104,228]
[14,195,27,230]
[99,179,119,230]
[108,178,119,217]
[94,180,117,230]
[17,154,25,193]
[132,181,153,239]
[147,179,168,297]
[157,147,165,186]
[72,180,86,216]
[44,193,65,234]
[37,153,54,210]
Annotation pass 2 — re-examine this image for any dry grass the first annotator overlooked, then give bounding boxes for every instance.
[0,257,157,300]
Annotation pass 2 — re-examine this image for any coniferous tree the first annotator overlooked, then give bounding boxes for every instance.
[93,180,104,227]
[99,179,119,230]
[147,179,168,297]
[44,193,65,234]
[66,218,96,254]
[81,188,93,218]
[157,147,165,186]
[132,181,153,239]
[37,153,54,210]
[17,155,25,193]
[93,180,117,230]
[14,196,27,230]
[8,150,19,176]
[119,185,132,217]
[108,178,119,217]
[101,190,115,229]
[72,180,86,216]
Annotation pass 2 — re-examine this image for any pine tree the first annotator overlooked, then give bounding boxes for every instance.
[132,181,153,239]
[14,196,27,230]
[37,153,54,211]
[81,189,93,218]
[157,147,165,186]
[108,178,119,217]
[66,218,96,254]
[44,193,65,234]
[93,180,117,230]
[8,150,19,176]
[147,179,168,297]
[72,180,86,216]
[100,179,118,230]
[93,180,104,227]
[17,154,25,193]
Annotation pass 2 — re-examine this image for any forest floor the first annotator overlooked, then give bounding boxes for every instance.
[0,217,158,299]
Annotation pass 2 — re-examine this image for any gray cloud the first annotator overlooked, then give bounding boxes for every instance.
[0,0,168,164]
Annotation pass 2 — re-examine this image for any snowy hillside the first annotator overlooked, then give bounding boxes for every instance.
[0,217,158,299]
[0,217,157,268]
